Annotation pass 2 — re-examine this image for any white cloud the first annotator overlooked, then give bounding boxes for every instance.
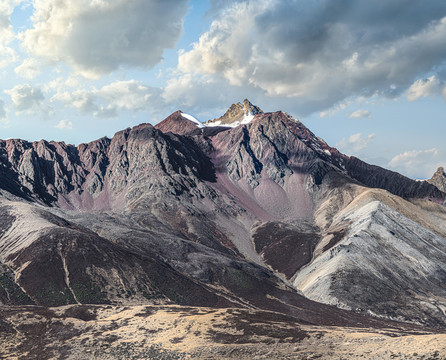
[0,99,5,118]
[178,1,266,86]
[51,80,160,118]
[0,0,24,68]
[20,0,189,77]
[14,58,41,80]
[97,80,153,113]
[407,76,441,101]
[0,99,7,124]
[163,74,226,108]
[55,119,72,130]
[5,84,44,113]
[175,0,446,114]
[0,45,17,68]
[336,133,375,154]
[349,109,371,119]
[388,148,446,179]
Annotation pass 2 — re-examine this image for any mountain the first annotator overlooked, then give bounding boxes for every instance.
[205,98,263,127]
[0,100,446,358]
[155,110,204,136]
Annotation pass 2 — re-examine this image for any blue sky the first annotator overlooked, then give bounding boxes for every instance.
[1,0,446,179]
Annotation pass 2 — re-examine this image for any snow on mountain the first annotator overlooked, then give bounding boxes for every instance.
[181,112,205,128]
[206,112,256,128]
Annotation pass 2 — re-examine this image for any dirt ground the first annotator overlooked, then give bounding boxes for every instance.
[1,304,445,360]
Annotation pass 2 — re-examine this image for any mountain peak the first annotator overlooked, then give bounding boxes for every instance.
[205,99,263,127]
[154,110,203,136]
[428,166,446,192]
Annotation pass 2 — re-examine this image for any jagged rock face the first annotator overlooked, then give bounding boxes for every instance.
[0,124,217,212]
[0,139,86,204]
[208,112,326,224]
[206,99,263,126]
[212,111,342,188]
[428,166,446,193]
[103,124,214,202]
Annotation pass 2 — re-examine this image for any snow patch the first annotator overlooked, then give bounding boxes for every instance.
[205,120,222,127]
[181,112,205,128]
[241,113,255,125]
[207,112,256,128]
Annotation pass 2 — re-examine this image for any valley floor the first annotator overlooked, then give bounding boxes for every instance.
[1,305,445,360]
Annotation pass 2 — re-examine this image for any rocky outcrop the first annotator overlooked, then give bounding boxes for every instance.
[428,166,446,193]
[206,99,263,126]
[211,111,327,189]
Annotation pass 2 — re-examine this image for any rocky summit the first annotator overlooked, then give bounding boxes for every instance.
[429,166,446,193]
[205,98,263,127]
[0,100,445,359]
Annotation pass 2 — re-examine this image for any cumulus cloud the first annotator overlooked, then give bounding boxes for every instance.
[15,58,41,80]
[0,99,7,123]
[0,0,23,68]
[0,99,5,118]
[5,84,44,113]
[388,148,446,179]
[407,76,442,101]
[20,0,189,77]
[336,133,375,154]
[55,119,72,130]
[349,109,371,119]
[52,80,160,118]
[176,0,446,114]
[406,75,446,102]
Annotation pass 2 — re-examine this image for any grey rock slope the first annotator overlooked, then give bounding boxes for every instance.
[294,188,446,327]
[0,101,445,330]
